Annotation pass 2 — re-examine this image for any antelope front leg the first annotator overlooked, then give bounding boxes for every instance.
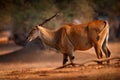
[68,52,75,66]
[63,54,68,65]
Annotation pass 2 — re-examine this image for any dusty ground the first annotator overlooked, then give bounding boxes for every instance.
[0,42,120,80]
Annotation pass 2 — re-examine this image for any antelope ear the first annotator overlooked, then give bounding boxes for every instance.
[35,25,41,29]
[37,25,42,29]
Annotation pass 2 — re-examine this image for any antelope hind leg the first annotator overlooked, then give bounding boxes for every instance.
[102,45,111,64]
[102,38,111,64]
[94,44,103,64]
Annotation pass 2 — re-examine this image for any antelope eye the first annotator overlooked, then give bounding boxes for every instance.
[33,28,36,30]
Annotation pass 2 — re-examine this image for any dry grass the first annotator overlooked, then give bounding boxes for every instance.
[0,42,120,80]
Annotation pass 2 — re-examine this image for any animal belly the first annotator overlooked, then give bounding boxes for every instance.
[68,31,93,50]
[74,41,93,50]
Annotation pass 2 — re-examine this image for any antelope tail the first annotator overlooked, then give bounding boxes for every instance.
[98,21,109,44]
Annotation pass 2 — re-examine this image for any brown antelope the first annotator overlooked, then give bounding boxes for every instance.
[26,20,111,65]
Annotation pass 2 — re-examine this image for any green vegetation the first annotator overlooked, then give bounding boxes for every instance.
[0,0,120,42]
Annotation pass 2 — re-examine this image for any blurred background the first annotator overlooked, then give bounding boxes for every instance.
[0,0,120,64]
[0,2,120,79]
[0,0,120,45]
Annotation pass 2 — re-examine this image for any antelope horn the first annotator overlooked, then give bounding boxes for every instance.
[39,11,60,26]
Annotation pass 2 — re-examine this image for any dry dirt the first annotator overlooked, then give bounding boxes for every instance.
[0,42,120,80]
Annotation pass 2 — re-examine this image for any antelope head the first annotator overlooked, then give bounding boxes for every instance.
[26,25,40,42]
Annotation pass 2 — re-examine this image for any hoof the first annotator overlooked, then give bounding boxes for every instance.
[70,63,75,67]
[63,59,68,65]
[98,62,103,65]
[106,60,110,64]
[72,56,75,60]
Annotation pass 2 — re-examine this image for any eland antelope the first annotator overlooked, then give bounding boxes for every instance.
[26,20,111,65]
